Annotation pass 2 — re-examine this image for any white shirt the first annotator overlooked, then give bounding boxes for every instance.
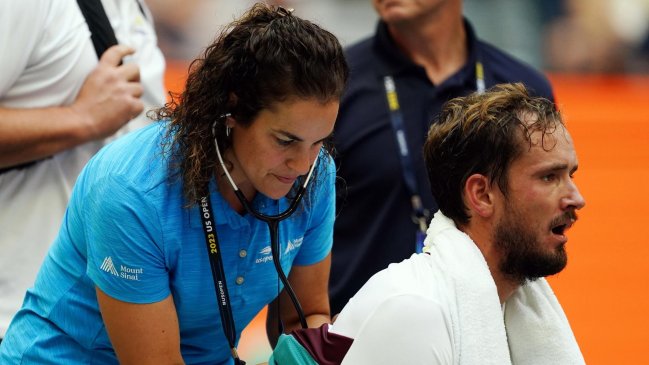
[0,0,166,336]
[330,253,454,364]
[329,212,585,365]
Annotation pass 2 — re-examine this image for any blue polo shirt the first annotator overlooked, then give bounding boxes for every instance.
[0,122,335,364]
[329,19,555,314]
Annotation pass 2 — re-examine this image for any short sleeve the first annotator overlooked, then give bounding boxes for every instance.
[0,0,90,99]
[339,295,454,365]
[0,0,46,94]
[292,154,336,266]
[82,173,170,303]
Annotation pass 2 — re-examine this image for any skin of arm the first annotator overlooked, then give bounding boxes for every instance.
[266,253,332,348]
[0,45,143,168]
[96,288,185,365]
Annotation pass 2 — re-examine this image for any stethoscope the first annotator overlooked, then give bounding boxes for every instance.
[211,115,315,330]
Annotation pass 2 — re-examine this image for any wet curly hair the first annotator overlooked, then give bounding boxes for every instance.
[155,3,348,205]
[423,83,564,225]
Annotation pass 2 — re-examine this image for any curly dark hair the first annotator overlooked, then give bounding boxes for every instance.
[155,3,348,205]
[423,83,564,225]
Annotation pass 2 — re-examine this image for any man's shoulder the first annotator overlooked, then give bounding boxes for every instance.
[352,254,445,305]
[344,36,379,70]
[330,256,454,363]
[334,35,388,139]
[478,41,554,100]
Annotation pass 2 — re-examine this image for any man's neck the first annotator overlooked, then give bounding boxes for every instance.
[463,223,519,304]
[386,11,467,85]
[491,268,519,304]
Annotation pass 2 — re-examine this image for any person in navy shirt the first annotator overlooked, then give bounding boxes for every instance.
[330,0,555,315]
[0,4,348,364]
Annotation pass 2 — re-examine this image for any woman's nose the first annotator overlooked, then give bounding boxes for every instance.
[287,147,315,175]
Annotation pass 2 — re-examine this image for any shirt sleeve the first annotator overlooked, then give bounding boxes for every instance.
[82,173,170,304]
[338,294,454,365]
[0,0,44,95]
[292,154,336,266]
[0,0,89,99]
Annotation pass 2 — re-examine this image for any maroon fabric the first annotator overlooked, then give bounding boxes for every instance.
[290,324,354,365]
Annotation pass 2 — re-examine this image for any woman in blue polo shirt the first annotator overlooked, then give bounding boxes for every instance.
[0,4,348,364]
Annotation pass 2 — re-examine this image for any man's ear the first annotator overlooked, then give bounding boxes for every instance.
[464,174,496,218]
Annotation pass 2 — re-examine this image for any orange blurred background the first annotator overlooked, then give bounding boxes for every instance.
[165,63,649,364]
[545,74,649,365]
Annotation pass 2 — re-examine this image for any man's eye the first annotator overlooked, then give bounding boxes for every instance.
[542,174,555,182]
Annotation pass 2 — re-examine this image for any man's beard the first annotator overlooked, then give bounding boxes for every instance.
[494,208,569,285]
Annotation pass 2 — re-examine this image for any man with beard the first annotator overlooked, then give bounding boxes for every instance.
[329,0,556,317]
[267,83,585,364]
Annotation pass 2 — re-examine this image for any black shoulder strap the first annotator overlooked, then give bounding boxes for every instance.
[136,0,147,20]
[76,0,119,58]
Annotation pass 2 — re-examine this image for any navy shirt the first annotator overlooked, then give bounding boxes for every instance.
[330,20,554,314]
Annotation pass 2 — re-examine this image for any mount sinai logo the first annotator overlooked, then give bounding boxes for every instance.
[100,257,119,276]
[100,256,143,281]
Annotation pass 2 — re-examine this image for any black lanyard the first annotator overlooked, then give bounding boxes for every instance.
[383,61,485,252]
[199,195,246,365]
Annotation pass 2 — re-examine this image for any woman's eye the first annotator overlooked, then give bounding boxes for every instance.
[276,138,294,147]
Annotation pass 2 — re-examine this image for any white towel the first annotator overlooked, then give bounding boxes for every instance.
[505,279,585,364]
[424,212,585,364]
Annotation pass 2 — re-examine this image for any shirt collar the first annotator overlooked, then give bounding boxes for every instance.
[189,181,280,230]
[371,18,482,89]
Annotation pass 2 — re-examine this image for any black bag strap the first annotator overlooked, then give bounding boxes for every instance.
[0,0,120,176]
[76,0,119,59]
[136,0,147,20]
[0,160,41,175]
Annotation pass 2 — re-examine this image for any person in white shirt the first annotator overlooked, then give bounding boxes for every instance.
[269,83,587,365]
[0,0,165,340]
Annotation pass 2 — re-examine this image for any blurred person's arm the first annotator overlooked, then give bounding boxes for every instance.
[266,254,332,348]
[96,289,185,365]
[0,45,143,169]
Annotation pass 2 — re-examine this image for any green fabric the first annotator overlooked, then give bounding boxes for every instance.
[269,334,318,365]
